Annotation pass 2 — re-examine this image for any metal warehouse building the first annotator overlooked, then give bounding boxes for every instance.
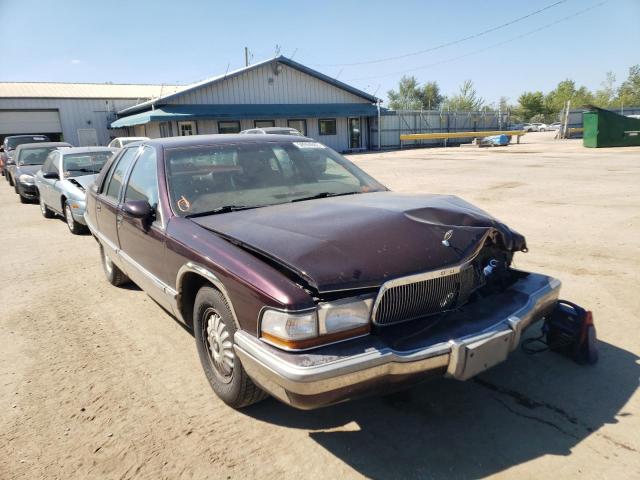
[111,56,381,152]
[0,83,180,146]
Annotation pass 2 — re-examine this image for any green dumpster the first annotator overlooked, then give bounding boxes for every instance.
[583,106,640,148]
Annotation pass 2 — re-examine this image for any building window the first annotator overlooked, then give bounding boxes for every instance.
[254,120,275,128]
[287,119,307,136]
[218,121,241,134]
[319,118,337,135]
[178,121,196,136]
[159,122,173,138]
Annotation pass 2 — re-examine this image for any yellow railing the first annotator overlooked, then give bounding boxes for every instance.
[400,130,526,141]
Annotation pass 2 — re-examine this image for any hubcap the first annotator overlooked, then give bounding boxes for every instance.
[65,205,74,230]
[205,310,234,382]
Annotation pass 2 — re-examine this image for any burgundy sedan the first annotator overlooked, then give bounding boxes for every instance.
[85,135,560,410]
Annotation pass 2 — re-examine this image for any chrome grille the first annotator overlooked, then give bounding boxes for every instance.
[372,264,480,326]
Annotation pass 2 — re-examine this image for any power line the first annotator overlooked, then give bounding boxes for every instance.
[312,0,569,67]
[345,0,607,83]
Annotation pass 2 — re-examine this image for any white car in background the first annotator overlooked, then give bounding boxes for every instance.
[522,123,538,132]
[107,137,149,148]
[531,123,549,132]
[548,122,562,131]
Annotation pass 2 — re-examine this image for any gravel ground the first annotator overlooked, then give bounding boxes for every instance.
[1,132,639,479]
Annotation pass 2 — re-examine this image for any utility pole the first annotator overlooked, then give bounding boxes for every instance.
[244,47,249,67]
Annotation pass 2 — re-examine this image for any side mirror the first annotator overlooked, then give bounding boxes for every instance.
[43,172,59,180]
[122,200,152,219]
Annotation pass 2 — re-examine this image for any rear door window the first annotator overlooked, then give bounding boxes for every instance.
[124,148,159,209]
[104,147,138,201]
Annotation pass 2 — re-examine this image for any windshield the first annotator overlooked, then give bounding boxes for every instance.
[18,147,59,165]
[165,141,386,216]
[63,151,113,177]
[7,136,49,150]
[121,139,142,146]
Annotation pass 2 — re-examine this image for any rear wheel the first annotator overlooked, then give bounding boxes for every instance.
[100,244,129,286]
[39,195,55,218]
[193,286,266,408]
[64,202,87,235]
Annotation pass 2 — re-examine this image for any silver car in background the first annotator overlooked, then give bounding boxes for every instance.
[35,147,116,234]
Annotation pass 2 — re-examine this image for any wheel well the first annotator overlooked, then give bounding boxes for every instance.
[60,195,67,212]
[178,272,215,327]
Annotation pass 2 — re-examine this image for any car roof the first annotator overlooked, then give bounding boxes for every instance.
[14,142,72,150]
[5,134,49,140]
[60,146,118,155]
[143,134,312,149]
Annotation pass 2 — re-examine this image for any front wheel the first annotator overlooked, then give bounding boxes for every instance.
[40,195,55,218]
[193,286,266,408]
[64,202,87,235]
[100,244,129,286]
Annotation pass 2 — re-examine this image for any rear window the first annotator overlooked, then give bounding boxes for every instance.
[63,152,113,177]
[18,147,60,165]
[7,136,49,150]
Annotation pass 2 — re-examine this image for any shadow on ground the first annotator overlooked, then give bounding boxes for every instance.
[244,338,639,479]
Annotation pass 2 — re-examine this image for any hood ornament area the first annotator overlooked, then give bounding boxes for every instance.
[442,229,453,247]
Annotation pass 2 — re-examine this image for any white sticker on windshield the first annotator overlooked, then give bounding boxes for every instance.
[293,142,325,149]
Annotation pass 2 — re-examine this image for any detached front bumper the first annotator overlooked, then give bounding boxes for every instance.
[235,271,561,409]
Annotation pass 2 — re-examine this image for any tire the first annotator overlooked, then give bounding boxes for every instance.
[39,194,55,218]
[100,244,129,286]
[193,286,267,408]
[18,194,28,204]
[64,202,87,235]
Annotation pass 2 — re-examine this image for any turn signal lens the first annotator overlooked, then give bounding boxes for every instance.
[261,310,318,346]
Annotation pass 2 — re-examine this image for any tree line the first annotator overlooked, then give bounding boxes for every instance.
[386,65,640,122]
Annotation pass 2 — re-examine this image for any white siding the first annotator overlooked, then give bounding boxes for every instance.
[146,115,368,153]
[0,97,141,146]
[170,63,371,106]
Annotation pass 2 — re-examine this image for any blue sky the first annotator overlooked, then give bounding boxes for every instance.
[1,0,638,105]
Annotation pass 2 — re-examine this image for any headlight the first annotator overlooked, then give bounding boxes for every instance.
[19,174,34,185]
[260,296,372,350]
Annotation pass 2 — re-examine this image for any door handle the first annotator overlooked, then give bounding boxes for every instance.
[96,203,101,211]
[116,213,123,227]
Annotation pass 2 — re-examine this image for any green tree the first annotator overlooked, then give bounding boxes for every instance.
[594,72,617,107]
[444,80,484,111]
[616,65,640,107]
[387,76,444,110]
[517,91,546,120]
[387,76,423,110]
[421,81,444,110]
[544,79,595,114]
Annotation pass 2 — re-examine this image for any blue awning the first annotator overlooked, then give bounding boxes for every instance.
[111,103,382,128]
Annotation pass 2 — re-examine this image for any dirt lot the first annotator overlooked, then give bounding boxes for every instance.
[1,132,639,479]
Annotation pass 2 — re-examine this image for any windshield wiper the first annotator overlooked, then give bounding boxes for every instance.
[290,191,360,203]
[185,205,262,218]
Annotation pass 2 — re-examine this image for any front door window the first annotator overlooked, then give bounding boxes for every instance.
[349,118,361,149]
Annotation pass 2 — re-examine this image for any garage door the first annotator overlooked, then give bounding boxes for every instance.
[0,110,62,135]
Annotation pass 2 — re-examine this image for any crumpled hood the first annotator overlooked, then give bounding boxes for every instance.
[66,174,98,191]
[191,192,527,293]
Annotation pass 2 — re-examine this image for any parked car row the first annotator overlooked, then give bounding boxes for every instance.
[516,122,562,132]
[3,131,561,410]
